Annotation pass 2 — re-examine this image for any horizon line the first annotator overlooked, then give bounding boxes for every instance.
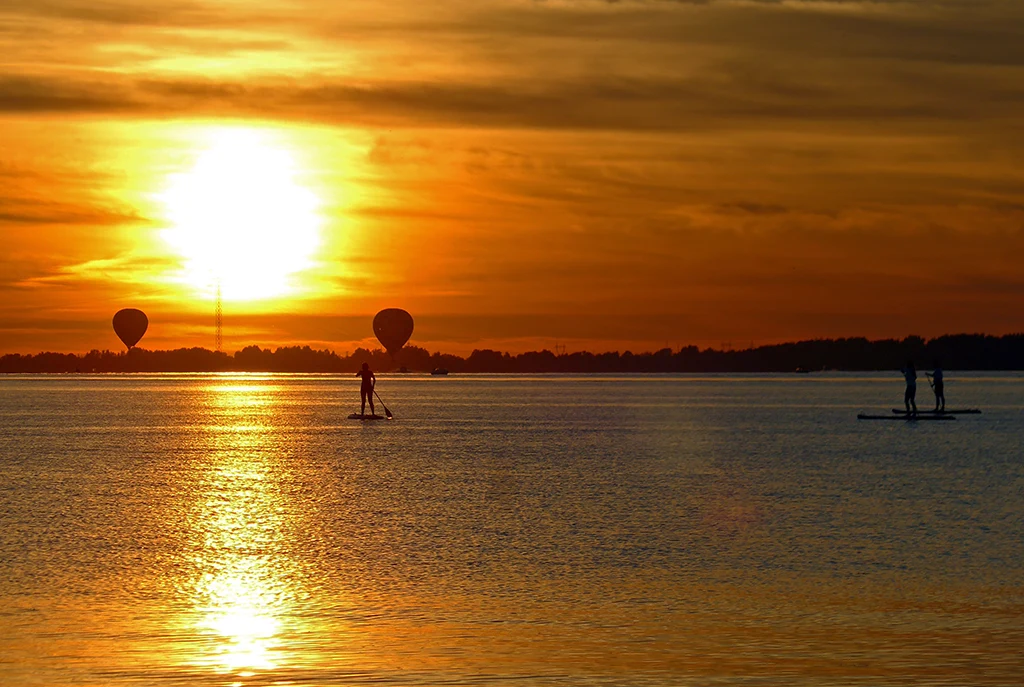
[5,331,1023,360]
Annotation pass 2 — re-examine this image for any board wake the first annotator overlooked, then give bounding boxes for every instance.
[348,413,388,421]
[890,408,981,415]
[859,413,955,421]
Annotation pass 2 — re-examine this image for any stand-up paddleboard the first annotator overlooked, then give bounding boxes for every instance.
[348,413,388,421]
[890,408,981,415]
[859,413,955,421]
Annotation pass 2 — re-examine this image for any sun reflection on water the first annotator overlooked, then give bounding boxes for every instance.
[187,380,293,680]
[199,563,282,674]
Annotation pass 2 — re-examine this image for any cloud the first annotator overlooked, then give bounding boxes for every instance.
[0,0,285,28]
[0,69,1019,140]
[0,195,145,227]
[0,1,1020,135]
[15,254,179,289]
[0,76,133,114]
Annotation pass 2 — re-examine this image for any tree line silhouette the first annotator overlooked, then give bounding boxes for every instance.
[1,334,1021,373]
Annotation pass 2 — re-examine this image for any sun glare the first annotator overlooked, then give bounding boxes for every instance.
[161,130,322,302]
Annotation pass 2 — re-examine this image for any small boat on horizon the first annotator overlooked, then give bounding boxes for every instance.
[431,368,449,376]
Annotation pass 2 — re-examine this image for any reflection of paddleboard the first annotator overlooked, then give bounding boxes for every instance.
[858,413,955,421]
[348,413,387,420]
[890,408,981,415]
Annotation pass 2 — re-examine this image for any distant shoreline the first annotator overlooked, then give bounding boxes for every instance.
[3,334,1022,373]
[3,371,1022,376]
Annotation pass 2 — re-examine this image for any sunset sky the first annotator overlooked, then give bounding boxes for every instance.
[2,0,1022,355]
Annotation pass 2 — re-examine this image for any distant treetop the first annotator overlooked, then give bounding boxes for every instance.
[2,334,1022,373]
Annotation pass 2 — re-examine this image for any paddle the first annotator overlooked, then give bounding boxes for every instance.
[373,387,393,419]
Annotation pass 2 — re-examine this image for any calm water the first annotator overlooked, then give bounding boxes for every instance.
[1,373,1022,686]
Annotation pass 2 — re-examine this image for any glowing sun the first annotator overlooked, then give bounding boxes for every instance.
[161,130,321,301]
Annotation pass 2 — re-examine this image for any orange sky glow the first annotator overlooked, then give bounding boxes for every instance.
[2,0,1023,355]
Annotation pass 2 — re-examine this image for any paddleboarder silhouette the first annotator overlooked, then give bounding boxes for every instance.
[901,360,918,415]
[356,362,376,417]
[927,360,945,412]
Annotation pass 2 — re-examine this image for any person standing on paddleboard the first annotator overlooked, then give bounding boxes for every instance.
[356,362,376,417]
[927,360,945,412]
[901,360,918,415]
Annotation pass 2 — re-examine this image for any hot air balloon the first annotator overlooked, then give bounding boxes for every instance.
[112,308,149,350]
[373,308,414,356]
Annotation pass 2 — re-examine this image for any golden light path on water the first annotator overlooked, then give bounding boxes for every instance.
[187,381,295,682]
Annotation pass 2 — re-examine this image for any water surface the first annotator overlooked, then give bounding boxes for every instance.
[1,373,1022,685]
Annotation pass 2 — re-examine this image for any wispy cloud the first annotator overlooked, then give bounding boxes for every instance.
[1,1,1021,130]
[15,254,179,288]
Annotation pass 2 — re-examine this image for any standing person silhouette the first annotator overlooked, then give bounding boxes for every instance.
[901,360,918,415]
[356,362,376,417]
[927,360,945,412]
